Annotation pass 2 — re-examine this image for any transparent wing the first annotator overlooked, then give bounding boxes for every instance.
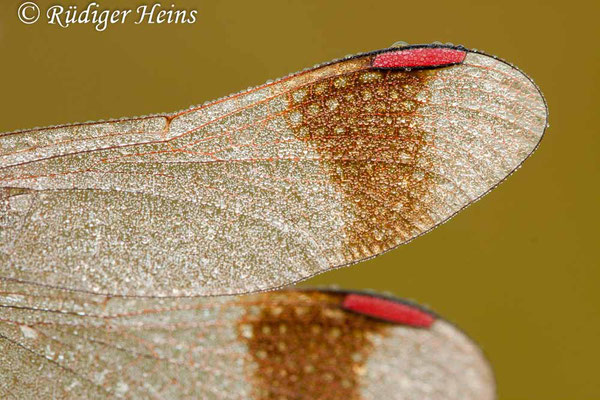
[0,282,495,399]
[0,45,548,296]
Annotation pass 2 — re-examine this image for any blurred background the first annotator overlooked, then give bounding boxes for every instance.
[0,0,598,398]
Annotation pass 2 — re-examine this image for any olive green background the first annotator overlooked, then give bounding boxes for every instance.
[1,0,598,398]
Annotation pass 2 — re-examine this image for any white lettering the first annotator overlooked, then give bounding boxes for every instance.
[188,10,197,24]
[46,3,197,30]
[46,6,68,28]
[136,4,162,24]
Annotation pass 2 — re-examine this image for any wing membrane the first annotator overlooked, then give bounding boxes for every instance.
[0,45,548,296]
[0,282,495,399]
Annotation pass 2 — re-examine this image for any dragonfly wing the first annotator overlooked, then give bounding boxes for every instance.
[0,45,547,296]
[0,283,494,399]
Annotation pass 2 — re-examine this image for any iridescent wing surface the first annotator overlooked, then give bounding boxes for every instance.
[0,44,548,296]
[0,284,495,399]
